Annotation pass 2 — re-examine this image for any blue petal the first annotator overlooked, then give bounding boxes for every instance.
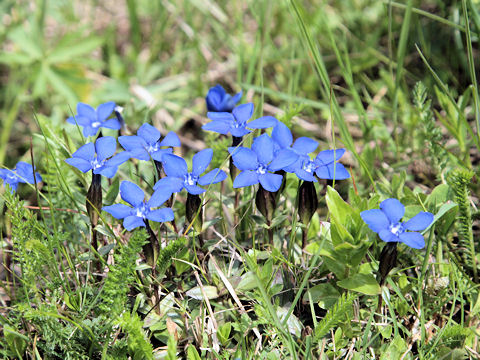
[233,170,258,188]
[97,165,118,178]
[146,208,174,223]
[5,181,18,193]
[399,232,425,249]
[83,126,98,137]
[72,143,95,161]
[316,149,346,165]
[380,199,405,224]
[130,148,150,161]
[232,103,254,123]
[106,151,131,167]
[206,85,226,112]
[118,135,147,151]
[230,126,250,137]
[268,149,298,171]
[252,134,274,165]
[379,229,398,243]
[15,162,36,183]
[77,103,96,119]
[403,212,434,231]
[360,209,390,233]
[0,169,11,180]
[229,147,257,171]
[232,91,242,104]
[295,168,316,182]
[123,215,145,231]
[185,184,205,195]
[202,120,232,135]
[159,131,181,147]
[258,173,283,192]
[247,116,278,130]
[151,148,172,162]
[102,203,133,219]
[67,115,90,126]
[147,187,173,208]
[192,149,213,176]
[101,118,121,130]
[206,112,235,122]
[292,137,318,155]
[198,169,227,185]
[95,136,117,161]
[96,101,116,121]
[271,122,293,149]
[120,181,145,207]
[65,158,92,173]
[315,163,350,180]
[137,123,160,144]
[153,177,184,193]
[163,154,188,178]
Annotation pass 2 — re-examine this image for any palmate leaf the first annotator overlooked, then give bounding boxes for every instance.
[47,34,103,64]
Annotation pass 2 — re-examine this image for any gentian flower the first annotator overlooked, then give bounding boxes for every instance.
[206,85,242,112]
[67,102,121,137]
[292,149,350,182]
[103,181,174,231]
[203,103,277,137]
[0,162,42,193]
[228,134,298,192]
[65,136,130,178]
[153,149,227,195]
[360,198,434,249]
[118,123,180,162]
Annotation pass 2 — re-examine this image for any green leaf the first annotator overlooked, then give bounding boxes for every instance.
[217,322,232,345]
[380,335,408,360]
[104,177,120,206]
[303,283,340,309]
[48,35,103,64]
[237,271,257,291]
[337,273,381,295]
[186,345,202,360]
[186,286,219,300]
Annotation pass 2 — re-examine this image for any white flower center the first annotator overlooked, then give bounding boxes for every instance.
[91,157,106,170]
[135,203,148,218]
[91,121,101,128]
[256,164,268,175]
[7,172,17,181]
[303,160,316,173]
[184,173,198,186]
[147,143,159,153]
[389,223,404,236]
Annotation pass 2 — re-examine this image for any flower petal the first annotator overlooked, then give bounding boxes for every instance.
[252,134,274,165]
[159,131,181,147]
[65,158,92,173]
[72,142,95,161]
[380,198,405,224]
[118,135,146,151]
[148,187,173,208]
[153,176,184,193]
[83,126,98,137]
[202,120,232,135]
[271,122,293,149]
[315,163,350,180]
[67,115,90,126]
[259,173,283,192]
[137,123,160,144]
[232,91,242,104]
[185,184,206,195]
[102,203,133,219]
[292,137,318,155]
[123,215,145,231]
[403,212,434,231]
[96,101,116,121]
[316,149,346,165]
[101,118,121,130]
[120,181,145,207]
[192,149,213,176]
[77,103,96,119]
[232,103,254,123]
[379,229,398,243]
[268,149,298,171]
[163,154,188,178]
[146,208,174,223]
[98,165,118,178]
[198,169,227,186]
[233,170,258,188]
[229,147,257,171]
[15,162,36,183]
[247,116,278,130]
[206,112,235,122]
[230,126,250,137]
[106,151,131,167]
[360,209,390,233]
[95,136,117,161]
[399,232,425,249]
[151,148,172,162]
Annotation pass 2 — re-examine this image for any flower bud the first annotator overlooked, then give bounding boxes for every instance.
[186,193,203,234]
[255,185,276,224]
[378,242,397,285]
[298,181,318,226]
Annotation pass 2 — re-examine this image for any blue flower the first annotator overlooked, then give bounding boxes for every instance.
[203,103,277,137]
[103,181,174,231]
[291,149,351,182]
[67,102,121,137]
[0,162,42,193]
[228,134,298,192]
[118,123,180,162]
[153,149,227,195]
[65,136,130,178]
[360,198,434,249]
[206,85,242,112]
